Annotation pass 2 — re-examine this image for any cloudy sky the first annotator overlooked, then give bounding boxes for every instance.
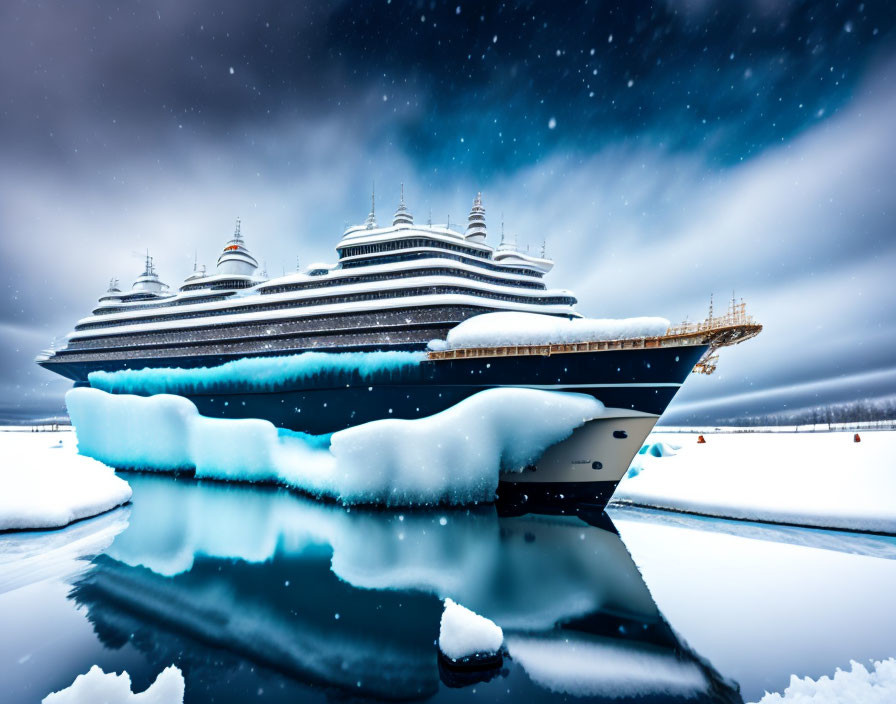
[1,0,894,423]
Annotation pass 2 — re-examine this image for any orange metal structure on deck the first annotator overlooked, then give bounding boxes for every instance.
[427,299,762,375]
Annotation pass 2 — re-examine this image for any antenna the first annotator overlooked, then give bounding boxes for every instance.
[234,216,242,240]
[400,181,405,205]
[428,208,432,227]
[371,181,376,216]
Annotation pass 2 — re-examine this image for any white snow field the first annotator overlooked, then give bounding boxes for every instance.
[0,432,132,531]
[615,430,896,533]
[438,598,504,661]
[430,311,670,349]
[0,508,128,595]
[42,664,184,704]
[67,386,605,507]
[750,657,896,704]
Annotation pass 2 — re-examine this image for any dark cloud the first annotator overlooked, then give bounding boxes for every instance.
[0,0,894,422]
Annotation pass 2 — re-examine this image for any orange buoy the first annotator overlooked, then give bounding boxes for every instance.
[854,433,861,443]
[697,435,706,444]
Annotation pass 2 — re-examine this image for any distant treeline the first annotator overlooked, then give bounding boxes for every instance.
[723,398,896,427]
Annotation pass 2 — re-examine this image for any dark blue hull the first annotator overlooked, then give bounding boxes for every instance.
[66,344,708,435]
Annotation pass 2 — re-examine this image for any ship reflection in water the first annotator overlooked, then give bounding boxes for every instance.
[64,475,741,703]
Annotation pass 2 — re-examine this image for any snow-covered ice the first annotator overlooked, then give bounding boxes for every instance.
[42,664,184,703]
[432,312,670,349]
[67,386,604,506]
[625,439,680,477]
[88,350,426,395]
[615,430,896,533]
[0,508,128,595]
[0,432,131,531]
[750,658,896,704]
[438,598,504,661]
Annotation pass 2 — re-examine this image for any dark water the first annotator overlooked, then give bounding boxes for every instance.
[2,475,896,704]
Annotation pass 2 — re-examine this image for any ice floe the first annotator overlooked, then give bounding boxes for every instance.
[432,312,670,349]
[67,386,604,506]
[42,664,184,703]
[0,432,131,531]
[616,430,896,533]
[88,350,426,395]
[438,598,504,661]
[750,657,896,704]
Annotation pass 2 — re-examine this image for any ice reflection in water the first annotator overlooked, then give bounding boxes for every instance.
[63,474,741,703]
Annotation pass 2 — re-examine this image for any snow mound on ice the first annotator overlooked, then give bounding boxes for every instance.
[0,433,131,531]
[67,387,604,507]
[439,598,504,661]
[88,350,426,395]
[750,658,896,704]
[42,664,184,703]
[625,440,681,478]
[435,312,670,349]
[616,431,896,532]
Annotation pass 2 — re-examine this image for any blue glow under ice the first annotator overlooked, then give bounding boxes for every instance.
[87,351,427,395]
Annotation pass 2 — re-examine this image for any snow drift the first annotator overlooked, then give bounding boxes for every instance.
[750,657,896,704]
[432,312,670,349]
[438,598,504,661]
[616,430,896,533]
[0,432,132,531]
[88,350,426,395]
[42,664,184,703]
[66,387,604,507]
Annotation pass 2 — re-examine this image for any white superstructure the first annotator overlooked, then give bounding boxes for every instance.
[42,190,579,367]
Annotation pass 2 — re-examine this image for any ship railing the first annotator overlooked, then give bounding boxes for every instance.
[428,308,762,361]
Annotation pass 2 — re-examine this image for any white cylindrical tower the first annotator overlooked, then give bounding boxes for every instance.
[216,217,259,276]
[392,183,414,227]
[132,253,168,293]
[465,192,487,243]
[364,185,377,229]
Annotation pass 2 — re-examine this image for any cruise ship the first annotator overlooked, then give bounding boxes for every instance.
[38,190,761,510]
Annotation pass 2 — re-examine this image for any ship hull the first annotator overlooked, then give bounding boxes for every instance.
[56,343,707,510]
[496,412,659,514]
[46,344,705,431]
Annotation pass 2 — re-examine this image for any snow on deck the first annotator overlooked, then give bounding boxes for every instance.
[434,312,670,349]
[615,430,896,533]
[0,432,132,531]
[66,386,605,507]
